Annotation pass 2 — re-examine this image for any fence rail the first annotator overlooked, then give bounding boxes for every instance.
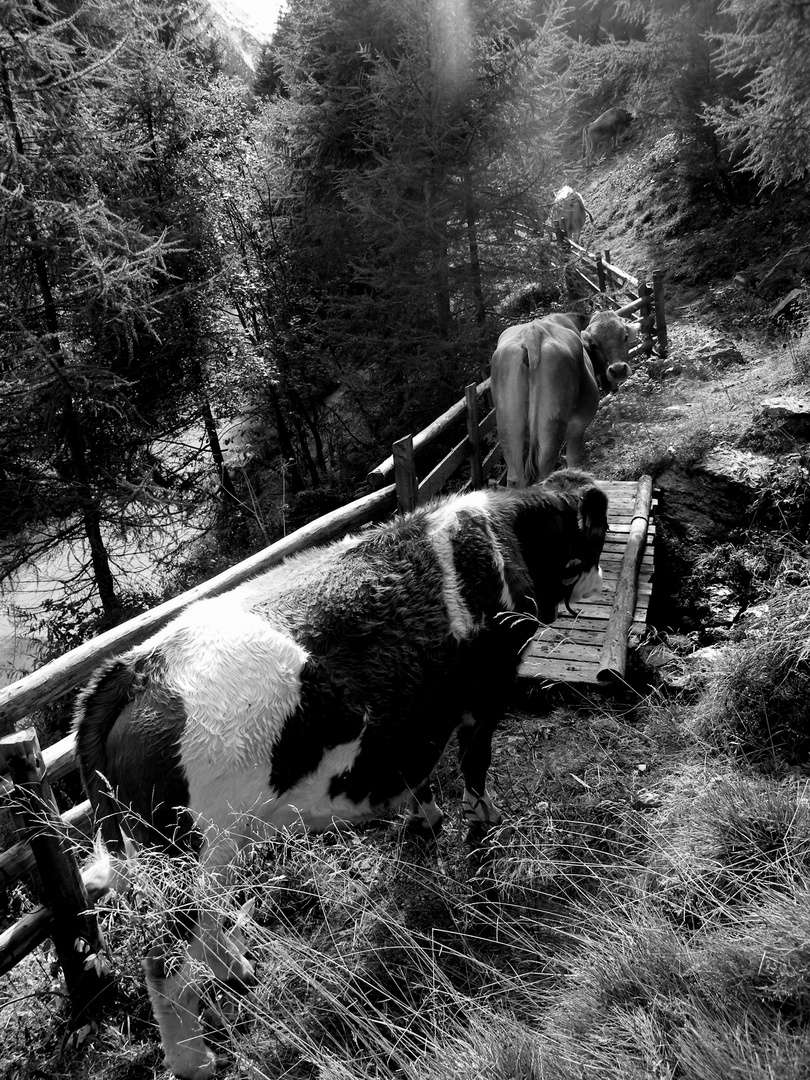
[544,225,668,358]
[0,259,664,1015]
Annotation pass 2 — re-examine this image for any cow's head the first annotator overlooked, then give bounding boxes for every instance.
[581,311,633,393]
[540,469,608,612]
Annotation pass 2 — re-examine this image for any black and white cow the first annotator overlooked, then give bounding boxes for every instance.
[75,468,608,1080]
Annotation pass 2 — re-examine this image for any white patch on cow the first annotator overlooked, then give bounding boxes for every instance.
[426,496,491,641]
[184,735,383,851]
[166,598,307,765]
[270,736,384,832]
[479,512,516,610]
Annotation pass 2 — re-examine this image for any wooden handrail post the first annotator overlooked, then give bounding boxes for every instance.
[0,731,111,1025]
[596,253,607,292]
[652,268,669,357]
[637,269,655,356]
[464,384,483,490]
[393,435,418,514]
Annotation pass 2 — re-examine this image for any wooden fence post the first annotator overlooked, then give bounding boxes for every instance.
[603,250,613,291]
[0,731,110,1025]
[465,383,483,490]
[652,268,669,357]
[393,435,418,514]
[636,269,655,356]
[596,253,607,292]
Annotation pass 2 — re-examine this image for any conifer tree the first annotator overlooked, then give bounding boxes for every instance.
[0,0,241,621]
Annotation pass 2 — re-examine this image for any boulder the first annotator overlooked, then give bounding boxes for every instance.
[768,288,806,322]
[758,395,810,437]
[680,338,745,375]
[656,448,773,541]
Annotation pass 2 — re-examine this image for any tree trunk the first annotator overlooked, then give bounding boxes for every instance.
[463,169,486,325]
[434,233,452,338]
[266,383,304,494]
[198,392,241,511]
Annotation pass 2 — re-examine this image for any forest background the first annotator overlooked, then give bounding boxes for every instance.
[0,0,802,689]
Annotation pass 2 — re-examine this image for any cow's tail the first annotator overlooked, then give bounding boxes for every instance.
[75,660,158,897]
[582,125,588,159]
[525,440,541,487]
[525,414,567,485]
[523,326,567,485]
[74,658,138,854]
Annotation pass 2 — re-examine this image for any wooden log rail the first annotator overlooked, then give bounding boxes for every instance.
[565,239,668,358]
[0,731,109,1020]
[368,378,502,514]
[597,474,654,681]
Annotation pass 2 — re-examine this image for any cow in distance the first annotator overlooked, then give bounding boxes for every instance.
[74,473,608,1079]
[551,185,594,244]
[490,310,634,488]
[582,107,634,167]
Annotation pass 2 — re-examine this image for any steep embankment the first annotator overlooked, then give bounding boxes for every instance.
[548,130,810,643]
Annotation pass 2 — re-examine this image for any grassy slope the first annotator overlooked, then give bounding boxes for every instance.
[3,140,810,1080]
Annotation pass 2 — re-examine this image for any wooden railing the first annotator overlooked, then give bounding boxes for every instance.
[567,241,668,360]
[544,225,668,359]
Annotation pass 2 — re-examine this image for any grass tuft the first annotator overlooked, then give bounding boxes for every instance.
[694,585,810,769]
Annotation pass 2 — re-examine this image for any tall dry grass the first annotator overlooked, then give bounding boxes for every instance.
[3,682,810,1080]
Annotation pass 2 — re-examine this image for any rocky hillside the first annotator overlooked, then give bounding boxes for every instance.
[548,128,810,669]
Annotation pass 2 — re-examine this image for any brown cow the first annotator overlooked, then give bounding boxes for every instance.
[490,311,635,487]
[582,107,634,167]
[551,185,594,244]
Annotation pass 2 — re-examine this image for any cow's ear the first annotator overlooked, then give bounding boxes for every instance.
[579,484,608,541]
[581,327,592,351]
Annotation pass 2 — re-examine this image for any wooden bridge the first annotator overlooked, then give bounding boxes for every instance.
[519,476,655,686]
[0,277,663,1011]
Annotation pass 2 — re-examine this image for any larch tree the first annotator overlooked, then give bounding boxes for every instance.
[707,0,810,188]
[0,0,244,627]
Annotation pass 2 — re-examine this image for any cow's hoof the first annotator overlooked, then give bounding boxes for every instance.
[404,815,444,842]
[464,819,494,849]
[163,1046,218,1080]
